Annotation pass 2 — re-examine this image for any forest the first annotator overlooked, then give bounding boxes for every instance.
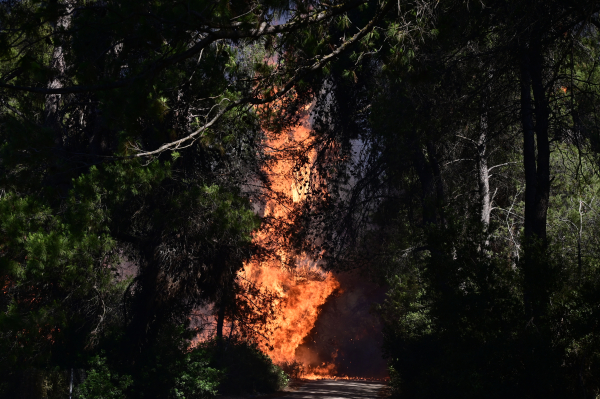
[1,0,600,398]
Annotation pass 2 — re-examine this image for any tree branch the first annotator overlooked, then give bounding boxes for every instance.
[0,0,369,94]
[134,0,393,158]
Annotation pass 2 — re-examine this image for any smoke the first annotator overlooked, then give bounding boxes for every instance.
[295,272,388,379]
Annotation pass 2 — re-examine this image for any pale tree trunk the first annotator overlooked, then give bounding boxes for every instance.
[477,70,494,235]
[45,45,66,130]
[477,111,491,231]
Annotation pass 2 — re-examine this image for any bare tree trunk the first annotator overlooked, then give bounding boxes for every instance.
[477,106,491,231]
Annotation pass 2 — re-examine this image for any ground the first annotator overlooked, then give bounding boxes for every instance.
[219,379,390,399]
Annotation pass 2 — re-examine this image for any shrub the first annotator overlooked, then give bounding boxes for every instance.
[130,328,223,399]
[167,349,222,399]
[279,361,305,379]
[75,355,132,399]
[203,338,289,395]
[76,326,222,399]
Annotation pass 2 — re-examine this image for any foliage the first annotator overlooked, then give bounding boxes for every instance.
[202,338,289,395]
[75,355,132,399]
[279,360,305,379]
[297,0,600,397]
[0,189,125,379]
[379,218,600,398]
[127,327,223,399]
[72,328,222,399]
[3,0,600,397]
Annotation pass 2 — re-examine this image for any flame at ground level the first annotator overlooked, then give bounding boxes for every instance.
[239,262,389,380]
[241,257,340,366]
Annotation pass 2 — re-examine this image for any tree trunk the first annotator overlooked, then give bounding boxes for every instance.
[520,43,551,321]
[216,303,225,341]
[413,139,439,227]
[477,102,491,231]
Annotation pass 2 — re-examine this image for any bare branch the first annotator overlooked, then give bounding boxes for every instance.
[487,161,519,172]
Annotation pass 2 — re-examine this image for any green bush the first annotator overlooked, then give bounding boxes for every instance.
[167,349,222,399]
[203,338,289,395]
[379,222,600,398]
[75,355,132,399]
[128,327,223,399]
[75,326,222,399]
[74,349,221,399]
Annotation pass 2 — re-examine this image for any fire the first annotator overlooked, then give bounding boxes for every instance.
[241,256,339,365]
[189,108,346,378]
[187,107,388,380]
[241,112,341,375]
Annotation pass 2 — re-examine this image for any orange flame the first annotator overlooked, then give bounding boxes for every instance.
[241,113,341,374]
[190,109,343,378]
[241,257,339,364]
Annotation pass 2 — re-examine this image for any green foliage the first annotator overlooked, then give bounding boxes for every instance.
[88,325,224,399]
[202,338,289,395]
[4,0,600,398]
[74,333,222,399]
[376,162,600,398]
[0,190,123,368]
[75,355,133,399]
[0,0,387,397]
[380,224,558,398]
[298,1,600,397]
[169,352,222,399]
[132,341,222,399]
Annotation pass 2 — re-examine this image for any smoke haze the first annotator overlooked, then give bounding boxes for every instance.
[295,272,388,378]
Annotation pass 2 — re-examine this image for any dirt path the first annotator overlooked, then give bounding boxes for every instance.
[277,379,389,398]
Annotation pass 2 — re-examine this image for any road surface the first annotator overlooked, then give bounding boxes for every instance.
[279,379,389,398]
